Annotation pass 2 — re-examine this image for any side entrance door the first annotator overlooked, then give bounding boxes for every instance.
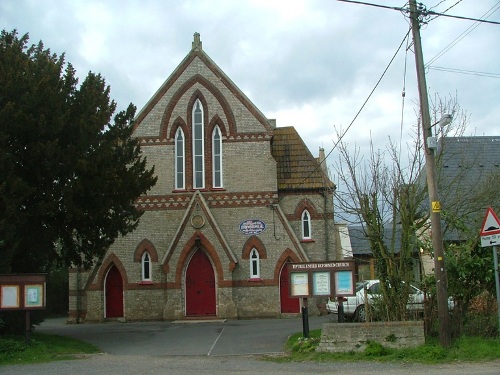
[185,249,216,316]
[105,265,124,318]
[280,261,300,313]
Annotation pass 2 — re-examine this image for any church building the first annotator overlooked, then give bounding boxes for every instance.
[68,33,342,322]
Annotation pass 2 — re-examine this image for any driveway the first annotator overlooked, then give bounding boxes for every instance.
[35,315,332,356]
[2,316,500,375]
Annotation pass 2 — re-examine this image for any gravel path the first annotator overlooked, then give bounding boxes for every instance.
[2,354,500,375]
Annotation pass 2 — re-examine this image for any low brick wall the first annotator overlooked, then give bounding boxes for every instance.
[317,321,424,353]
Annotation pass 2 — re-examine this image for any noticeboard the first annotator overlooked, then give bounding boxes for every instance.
[0,274,46,311]
[288,261,355,298]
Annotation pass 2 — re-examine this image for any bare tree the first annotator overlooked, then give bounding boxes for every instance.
[332,94,469,321]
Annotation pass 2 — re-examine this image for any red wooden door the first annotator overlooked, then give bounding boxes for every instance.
[280,262,300,313]
[185,250,216,316]
[105,266,123,318]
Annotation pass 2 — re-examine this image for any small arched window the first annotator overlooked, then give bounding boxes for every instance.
[175,128,185,190]
[212,125,223,188]
[142,252,152,281]
[301,210,311,239]
[249,248,260,279]
[192,99,205,189]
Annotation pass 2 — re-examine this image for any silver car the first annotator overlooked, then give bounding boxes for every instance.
[326,279,426,322]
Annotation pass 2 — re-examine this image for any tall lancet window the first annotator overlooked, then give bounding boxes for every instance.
[212,125,223,188]
[142,252,152,281]
[301,210,311,239]
[192,100,205,189]
[175,128,185,190]
[250,248,260,279]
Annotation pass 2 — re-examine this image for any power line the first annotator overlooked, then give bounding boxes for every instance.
[426,2,500,66]
[428,66,500,78]
[336,0,500,25]
[336,0,404,12]
[425,8,500,25]
[293,29,412,191]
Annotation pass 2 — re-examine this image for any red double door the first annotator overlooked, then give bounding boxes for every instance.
[185,249,216,316]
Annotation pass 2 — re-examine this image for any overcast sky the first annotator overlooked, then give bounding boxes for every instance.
[2,0,499,182]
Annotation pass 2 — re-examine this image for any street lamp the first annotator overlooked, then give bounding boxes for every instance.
[427,114,452,150]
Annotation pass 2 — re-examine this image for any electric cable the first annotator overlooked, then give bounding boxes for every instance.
[426,1,500,67]
[290,29,412,192]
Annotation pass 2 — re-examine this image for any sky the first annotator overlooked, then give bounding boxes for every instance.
[2,0,499,186]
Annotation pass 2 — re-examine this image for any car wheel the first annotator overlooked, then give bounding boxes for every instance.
[355,304,366,322]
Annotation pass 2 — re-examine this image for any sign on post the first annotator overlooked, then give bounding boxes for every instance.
[287,261,355,338]
[0,274,47,344]
[480,207,500,248]
[287,261,356,298]
[479,207,500,338]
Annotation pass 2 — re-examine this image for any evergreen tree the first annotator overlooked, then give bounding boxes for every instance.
[0,30,157,273]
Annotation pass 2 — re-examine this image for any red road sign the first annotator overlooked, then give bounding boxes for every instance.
[480,207,500,236]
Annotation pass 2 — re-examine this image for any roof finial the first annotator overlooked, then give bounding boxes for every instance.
[192,32,202,51]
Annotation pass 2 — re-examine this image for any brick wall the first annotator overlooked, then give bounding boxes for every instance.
[68,40,340,323]
[317,321,425,353]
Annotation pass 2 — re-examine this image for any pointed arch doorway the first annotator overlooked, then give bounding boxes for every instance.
[105,265,124,318]
[280,260,300,313]
[185,249,216,316]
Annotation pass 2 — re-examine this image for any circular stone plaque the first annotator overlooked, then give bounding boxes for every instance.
[191,215,205,229]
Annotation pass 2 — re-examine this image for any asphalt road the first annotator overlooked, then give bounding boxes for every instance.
[2,316,500,374]
[34,316,332,356]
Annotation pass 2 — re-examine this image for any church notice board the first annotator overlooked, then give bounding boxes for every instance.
[0,274,46,310]
[287,261,356,298]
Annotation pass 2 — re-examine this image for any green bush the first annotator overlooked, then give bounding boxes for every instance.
[291,337,320,353]
[0,310,44,335]
[364,340,391,356]
[46,267,69,315]
[0,337,28,354]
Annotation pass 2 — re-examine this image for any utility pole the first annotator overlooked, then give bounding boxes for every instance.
[409,0,451,347]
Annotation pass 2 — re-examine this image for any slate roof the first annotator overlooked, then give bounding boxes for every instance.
[271,126,335,190]
[348,225,403,256]
[431,136,500,240]
[438,136,500,187]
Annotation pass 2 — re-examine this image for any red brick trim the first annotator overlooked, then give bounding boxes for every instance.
[133,239,159,263]
[136,191,278,210]
[88,253,129,291]
[160,75,236,139]
[138,133,271,145]
[133,49,274,135]
[168,117,188,140]
[171,232,230,288]
[231,279,276,287]
[300,239,316,243]
[273,249,302,282]
[241,235,268,260]
[292,198,319,220]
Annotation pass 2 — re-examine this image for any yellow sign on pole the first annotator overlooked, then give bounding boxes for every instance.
[432,201,441,212]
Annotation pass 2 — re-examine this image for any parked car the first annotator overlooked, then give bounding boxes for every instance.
[326,279,448,322]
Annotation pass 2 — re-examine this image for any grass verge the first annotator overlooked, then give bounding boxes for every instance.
[0,332,100,366]
[273,329,500,363]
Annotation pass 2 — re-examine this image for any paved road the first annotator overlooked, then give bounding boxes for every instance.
[34,316,332,356]
[2,316,500,374]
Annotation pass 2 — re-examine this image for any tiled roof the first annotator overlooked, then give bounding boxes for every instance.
[433,136,500,240]
[348,225,403,256]
[438,136,500,187]
[272,126,334,190]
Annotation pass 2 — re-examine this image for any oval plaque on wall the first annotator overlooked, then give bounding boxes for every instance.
[239,219,266,235]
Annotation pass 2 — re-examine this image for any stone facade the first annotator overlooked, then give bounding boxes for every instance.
[317,321,425,352]
[68,33,339,322]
